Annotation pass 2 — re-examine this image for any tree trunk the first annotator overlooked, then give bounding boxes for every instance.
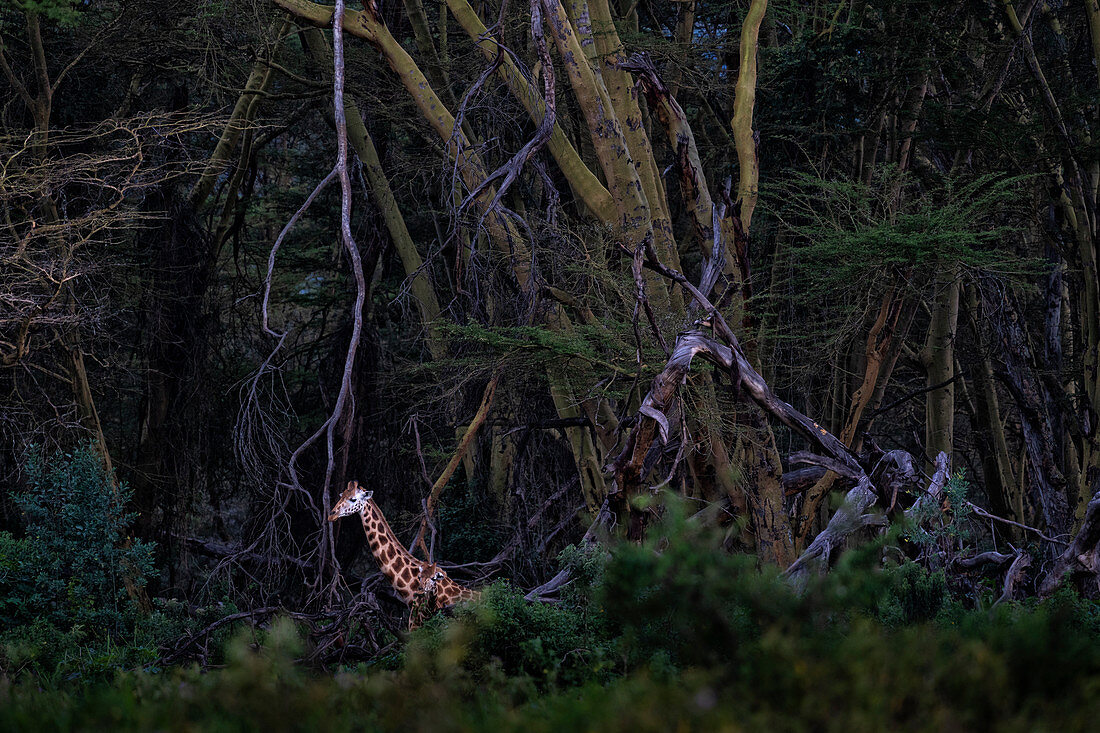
[922,263,960,472]
[964,282,1019,523]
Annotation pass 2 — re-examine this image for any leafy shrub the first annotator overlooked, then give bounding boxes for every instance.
[5,491,1100,730]
[876,562,954,627]
[0,445,155,678]
[597,497,800,671]
[5,594,1100,731]
[409,581,612,690]
[903,470,975,553]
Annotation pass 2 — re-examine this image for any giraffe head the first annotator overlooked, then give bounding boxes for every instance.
[329,480,373,521]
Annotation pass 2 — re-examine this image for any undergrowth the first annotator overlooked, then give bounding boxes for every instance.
[2,482,1099,731]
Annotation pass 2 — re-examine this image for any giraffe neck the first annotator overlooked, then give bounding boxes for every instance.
[359,499,426,603]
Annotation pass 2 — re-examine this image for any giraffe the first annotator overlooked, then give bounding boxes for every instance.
[328,480,480,629]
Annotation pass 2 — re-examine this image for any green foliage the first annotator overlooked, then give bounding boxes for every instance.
[875,563,954,627]
[0,445,155,679]
[903,470,976,551]
[5,538,1100,730]
[409,581,612,690]
[437,320,645,380]
[6,1,83,27]
[770,169,1039,298]
[597,498,779,671]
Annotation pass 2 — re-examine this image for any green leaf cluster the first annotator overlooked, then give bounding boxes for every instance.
[771,169,1039,297]
[0,445,156,679]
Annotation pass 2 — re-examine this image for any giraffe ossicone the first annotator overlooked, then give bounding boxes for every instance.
[330,480,480,629]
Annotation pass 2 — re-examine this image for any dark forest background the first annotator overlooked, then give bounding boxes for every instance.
[4,0,1100,727]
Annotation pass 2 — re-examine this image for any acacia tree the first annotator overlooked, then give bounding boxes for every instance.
[238,0,1100,580]
[9,0,1100,609]
[257,0,816,568]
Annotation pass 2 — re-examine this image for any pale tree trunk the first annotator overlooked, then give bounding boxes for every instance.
[578,0,684,302]
[540,0,670,309]
[731,0,767,229]
[922,263,960,472]
[189,21,287,208]
[726,0,793,565]
[443,0,615,220]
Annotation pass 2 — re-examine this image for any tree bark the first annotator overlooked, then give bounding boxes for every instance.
[922,263,960,472]
[1040,477,1100,597]
[964,281,1019,524]
[730,0,768,229]
[991,290,1071,537]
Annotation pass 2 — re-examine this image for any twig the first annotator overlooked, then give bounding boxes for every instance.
[631,237,670,358]
[407,414,435,489]
[456,0,557,221]
[158,606,281,665]
[867,376,961,419]
[964,500,1067,546]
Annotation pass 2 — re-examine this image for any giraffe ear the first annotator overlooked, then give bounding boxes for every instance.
[363,490,374,501]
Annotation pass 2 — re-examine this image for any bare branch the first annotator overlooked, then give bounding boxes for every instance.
[994,552,1031,607]
[0,36,33,108]
[413,372,501,559]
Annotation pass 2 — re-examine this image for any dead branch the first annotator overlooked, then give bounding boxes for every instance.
[456,0,557,219]
[159,606,281,666]
[903,452,951,520]
[172,533,314,570]
[783,465,827,494]
[629,246,865,480]
[784,476,881,587]
[994,552,1031,607]
[525,498,612,601]
[954,551,1016,569]
[784,451,948,586]
[964,500,1067,546]
[1039,483,1100,597]
[788,451,862,479]
[413,372,500,559]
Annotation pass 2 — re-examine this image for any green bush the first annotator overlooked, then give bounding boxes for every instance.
[0,445,156,679]
[409,581,612,690]
[876,562,954,627]
[4,492,1100,730]
[4,595,1100,731]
